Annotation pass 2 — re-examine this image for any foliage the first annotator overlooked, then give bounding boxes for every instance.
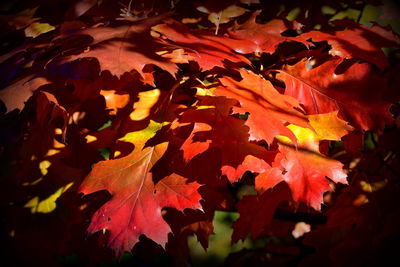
[1,0,400,265]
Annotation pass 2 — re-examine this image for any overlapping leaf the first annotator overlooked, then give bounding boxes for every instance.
[232,182,292,242]
[63,15,177,79]
[227,11,309,55]
[255,143,347,210]
[0,75,50,112]
[301,22,400,69]
[255,113,352,210]
[79,122,202,255]
[152,18,251,70]
[180,96,274,182]
[1,1,399,264]
[215,69,310,143]
[277,57,393,131]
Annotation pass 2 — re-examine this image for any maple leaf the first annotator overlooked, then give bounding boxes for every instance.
[159,48,195,64]
[221,154,272,184]
[79,122,202,256]
[232,181,292,242]
[12,90,69,160]
[227,11,309,55]
[255,121,350,210]
[63,15,177,79]
[307,111,354,141]
[215,69,309,143]
[0,75,50,113]
[35,91,68,130]
[284,111,353,151]
[152,19,251,71]
[256,144,347,210]
[276,57,393,132]
[266,112,352,155]
[301,21,400,69]
[180,96,274,182]
[302,154,400,266]
[165,208,214,250]
[2,1,399,264]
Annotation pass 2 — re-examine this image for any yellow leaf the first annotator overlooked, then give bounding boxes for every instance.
[24,182,74,213]
[195,87,215,96]
[277,111,354,152]
[39,160,51,176]
[119,120,164,144]
[308,111,354,141]
[287,124,320,152]
[24,22,55,38]
[130,89,160,121]
[276,124,320,152]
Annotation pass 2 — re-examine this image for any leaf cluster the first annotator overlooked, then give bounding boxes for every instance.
[1,0,400,266]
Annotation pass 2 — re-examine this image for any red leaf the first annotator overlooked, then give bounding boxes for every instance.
[64,15,177,79]
[221,154,271,184]
[301,22,400,69]
[253,120,350,210]
[277,57,393,132]
[180,96,274,182]
[256,143,347,210]
[152,19,251,71]
[232,182,292,242]
[180,96,240,163]
[35,91,68,127]
[216,69,309,143]
[79,142,202,256]
[0,75,50,112]
[227,11,309,55]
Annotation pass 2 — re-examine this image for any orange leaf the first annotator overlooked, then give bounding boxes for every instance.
[216,69,310,143]
[308,111,354,141]
[100,90,129,115]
